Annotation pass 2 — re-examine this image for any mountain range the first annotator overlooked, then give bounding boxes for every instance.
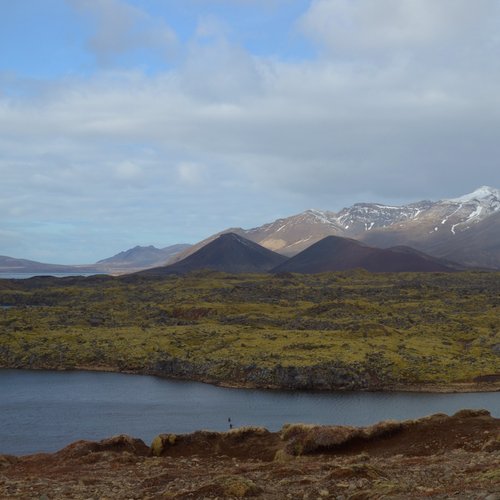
[1,186,499,275]
[96,244,191,272]
[137,232,459,276]
[171,186,500,270]
[0,244,191,275]
[0,256,100,275]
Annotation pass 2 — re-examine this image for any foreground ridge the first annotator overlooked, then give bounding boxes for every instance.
[1,410,499,498]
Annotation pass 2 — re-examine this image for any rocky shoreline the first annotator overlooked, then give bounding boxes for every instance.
[88,365,500,393]
[4,361,500,394]
[1,409,499,499]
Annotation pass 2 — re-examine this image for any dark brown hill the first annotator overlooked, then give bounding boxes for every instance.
[139,233,288,275]
[271,235,457,274]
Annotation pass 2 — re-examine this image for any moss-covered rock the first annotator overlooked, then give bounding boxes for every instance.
[1,270,499,390]
[216,475,261,497]
[150,433,177,457]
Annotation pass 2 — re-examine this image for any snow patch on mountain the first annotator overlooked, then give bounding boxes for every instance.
[335,201,434,232]
[448,185,500,204]
[305,209,339,226]
[283,187,500,242]
[437,186,500,234]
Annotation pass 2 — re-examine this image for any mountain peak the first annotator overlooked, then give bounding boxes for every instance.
[153,185,500,273]
[96,243,191,270]
[448,186,500,204]
[219,232,246,242]
[303,209,339,226]
[140,232,288,275]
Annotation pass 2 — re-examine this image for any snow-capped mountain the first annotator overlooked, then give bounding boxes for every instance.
[438,186,500,234]
[171,186,500,269]
[361,186,500,268]
[312,186,500,237]
[335,201,435,234]
[449,185,500,205]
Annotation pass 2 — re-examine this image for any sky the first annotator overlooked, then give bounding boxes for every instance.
[1,0,500,264]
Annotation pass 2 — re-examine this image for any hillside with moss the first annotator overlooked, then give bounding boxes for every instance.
[0,270,499,391]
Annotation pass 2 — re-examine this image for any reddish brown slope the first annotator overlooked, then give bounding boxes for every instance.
[1,410,498,499]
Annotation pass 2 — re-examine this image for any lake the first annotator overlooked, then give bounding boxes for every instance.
[0,272,102,279]
[0,369,498,455]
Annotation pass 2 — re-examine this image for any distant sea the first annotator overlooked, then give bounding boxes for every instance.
[0,272,103,279]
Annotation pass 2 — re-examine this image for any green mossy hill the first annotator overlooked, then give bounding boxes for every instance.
[0,270,499,390]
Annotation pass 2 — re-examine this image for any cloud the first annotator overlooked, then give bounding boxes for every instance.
[1,1,500,262]
[299,0,500,58]
[180,35,263,101]
[1,46,499,216]
[176,162,207,186]
[69,0,178,65]
[114,161,143,180]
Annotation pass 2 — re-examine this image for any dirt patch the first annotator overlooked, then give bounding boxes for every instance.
[280,410,499,459]
[151,427,281,461]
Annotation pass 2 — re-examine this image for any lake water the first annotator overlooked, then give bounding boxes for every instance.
[0,272,102,279]
[0,369,498,455]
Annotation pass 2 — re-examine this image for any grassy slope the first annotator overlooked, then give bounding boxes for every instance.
[0,270,498,389]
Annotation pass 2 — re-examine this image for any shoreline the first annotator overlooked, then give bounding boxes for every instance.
[3,365,500,394]
[2,410,499,498]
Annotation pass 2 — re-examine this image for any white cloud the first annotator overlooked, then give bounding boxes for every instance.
[114,161,143,180]
[300,0,500,57]
[195,15,231,41]
[180,37,263,102]
[176,162,207,185]
[1,47,499,214]
[1,1,500,261]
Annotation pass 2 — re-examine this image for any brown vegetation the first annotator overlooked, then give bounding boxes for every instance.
[1,410,499,498]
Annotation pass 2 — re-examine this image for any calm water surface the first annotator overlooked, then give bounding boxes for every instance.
[0,272,101,279]
[0,369,498,455]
